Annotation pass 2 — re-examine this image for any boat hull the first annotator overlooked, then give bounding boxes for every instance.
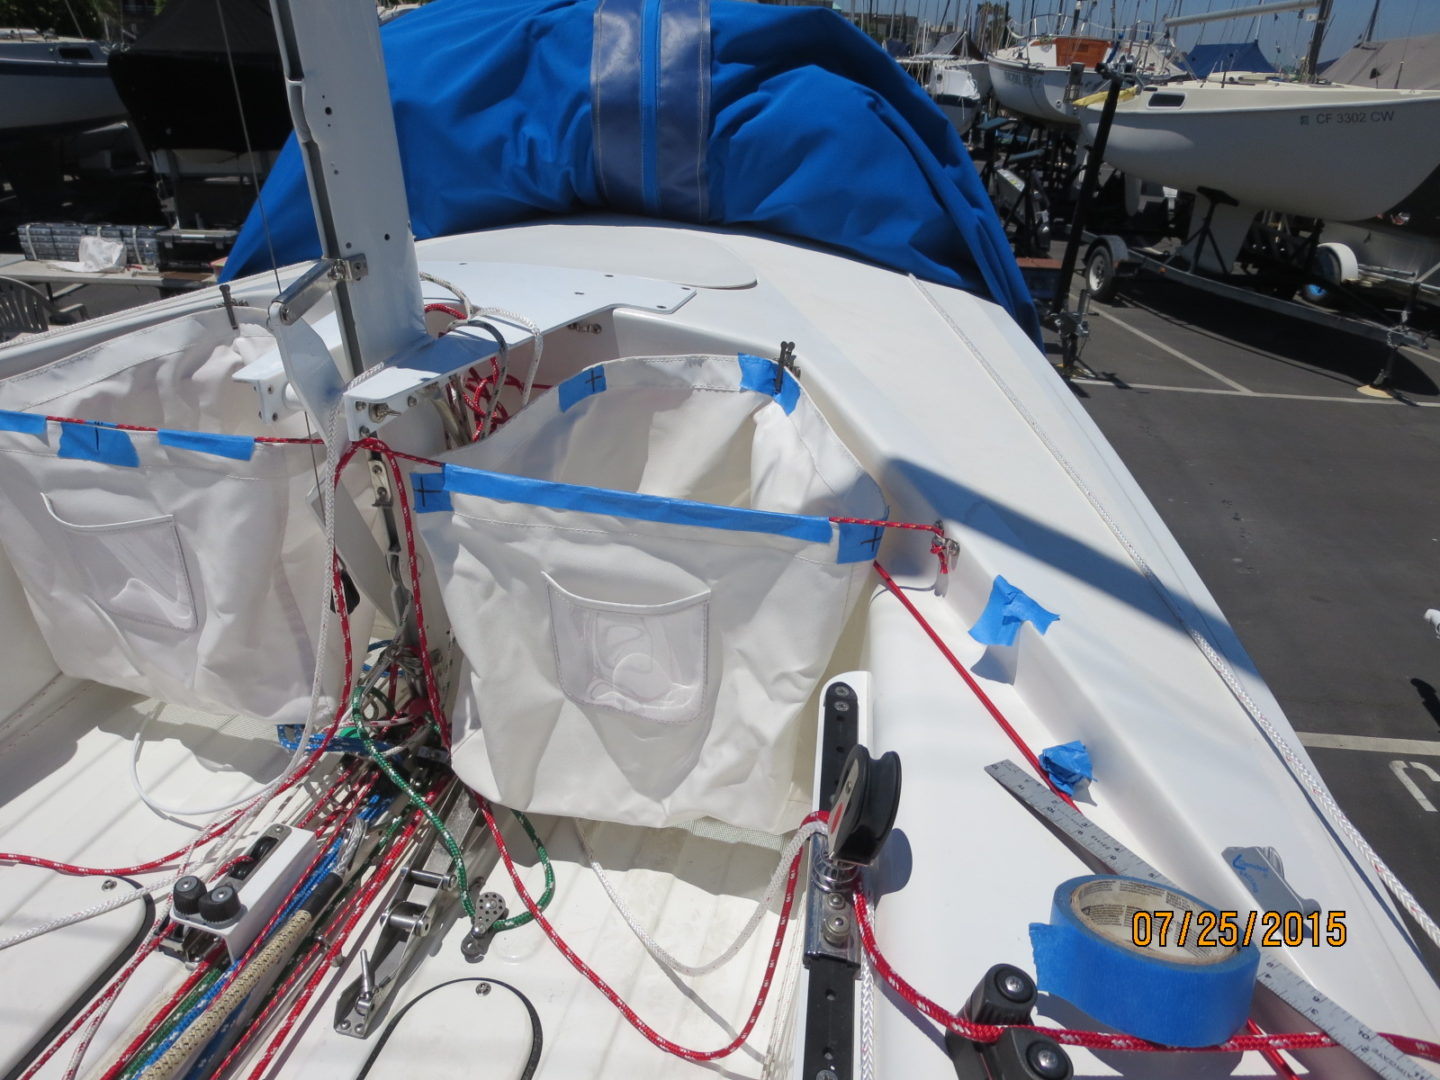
[1081,84,1440,221]
[0,36,124,140]
[930,65,981,136]
[988,55,1103,126]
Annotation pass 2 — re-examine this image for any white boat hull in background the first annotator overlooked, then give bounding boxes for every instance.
[1080,82,1440,222]
[929,64,982,135]
[989,55,1103,126]
[0,31,125,139]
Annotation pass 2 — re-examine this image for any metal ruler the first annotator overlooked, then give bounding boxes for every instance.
[985,760,1436,1080]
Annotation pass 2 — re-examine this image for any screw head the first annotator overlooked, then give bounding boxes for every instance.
[102,878,118,891]
[825,892,846,911]
[354,400,367,411]
[816,1070,839,1080]
[407,395,418,407]
[1001,972,1029,998]
[1026,1042,1068,1080]
[476,982,491,996]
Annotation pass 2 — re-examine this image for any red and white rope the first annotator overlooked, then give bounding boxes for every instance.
[575,817,826,978]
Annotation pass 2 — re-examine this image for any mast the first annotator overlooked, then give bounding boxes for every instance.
[1303,0,1333,83]
[1361,0,1381,45]
[268,0,426,381]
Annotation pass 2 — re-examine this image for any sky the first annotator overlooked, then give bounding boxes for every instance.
[1175,0,1440,61]
[887,1,1440,63]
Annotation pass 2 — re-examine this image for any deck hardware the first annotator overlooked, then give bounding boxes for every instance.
[161,825,318,964]
[803,678,901,1080]
[274,255,369,326]
[776,340,798,392]
[947,965,1072,1080]
[1221,846,1320,935]
[219,283,239,330]
[460,891,510,961]
[987,759,1435,1080]
[334,788,485,1037]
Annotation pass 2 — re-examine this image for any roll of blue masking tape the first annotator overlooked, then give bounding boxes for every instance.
[1029,875,1260,1047]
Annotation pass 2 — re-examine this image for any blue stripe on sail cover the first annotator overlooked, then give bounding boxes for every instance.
[412,471,453,513]
[0,409,46,436]
[437,463,833,544]
[157,430,256,461]
[593,0,709,221]
[557,367,608,412]
[57,422,139,467]
[835,520,884,564]
[737,353,800,414]
[654,0,709,221]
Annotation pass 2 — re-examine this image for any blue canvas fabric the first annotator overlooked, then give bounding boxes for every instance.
[222,0,1038,340]
[1182,41,1275,78]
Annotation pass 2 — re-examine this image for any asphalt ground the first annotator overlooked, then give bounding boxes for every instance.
[1049,273,1440,977]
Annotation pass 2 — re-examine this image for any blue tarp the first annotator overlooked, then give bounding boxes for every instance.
[1181,40,1276,78]
[221,0,1038,341]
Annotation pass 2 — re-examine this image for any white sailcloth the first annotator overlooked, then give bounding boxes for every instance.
[415,354,886,830]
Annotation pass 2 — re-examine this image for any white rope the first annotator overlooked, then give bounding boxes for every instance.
[859,949,877,1080]
[575,819,826,978]
[472,307,545,406]
[418,271,475,317]
[910,276,1440,949]
[0,872,193,952]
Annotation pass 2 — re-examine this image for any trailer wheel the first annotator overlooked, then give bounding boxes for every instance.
[1085,244,1119,303]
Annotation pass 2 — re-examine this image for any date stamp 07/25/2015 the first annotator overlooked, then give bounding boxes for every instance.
[1130,910,1347,949]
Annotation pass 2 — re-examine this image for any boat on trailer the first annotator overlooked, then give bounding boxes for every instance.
[1,1,1439,1079]
[1077,78,1440,273]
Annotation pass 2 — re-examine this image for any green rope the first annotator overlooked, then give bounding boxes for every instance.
[490,810,555,933]
[349,682,555,932]
[119,970,222,1080]
[351,684,475,919]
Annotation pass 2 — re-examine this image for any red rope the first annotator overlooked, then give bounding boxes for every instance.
[17,933,172,1080]
[89,952,218,1080]
[870,559,1074,807]
[831,516,953,574]
[240,801,431,1079]
[38,414,320,445]
[348,438,451,747]
[477,796,820,1062]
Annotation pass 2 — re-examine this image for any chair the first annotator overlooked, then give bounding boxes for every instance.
[0,276,87,340]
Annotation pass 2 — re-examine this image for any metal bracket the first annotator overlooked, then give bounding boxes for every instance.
[1222,846,1321,936]
[803,837,860,968]
[342,262,694,441]
[274,255,369,327]
[776,340,799,393]
[459,890,510,962]
[334,789,482,1038]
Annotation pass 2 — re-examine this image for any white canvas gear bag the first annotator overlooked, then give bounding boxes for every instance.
[414,354,886,831]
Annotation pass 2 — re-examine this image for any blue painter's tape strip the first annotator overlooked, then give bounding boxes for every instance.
[157,429,256,461]
[441,463,833,544]
[558,367,608,412]
[737,353,799,414]
[412,471,452,514]
[1030,876,1259,1047]
[0,409,46,436]
[57,422,139,468]
[968,574,1058,646]
[836,521,884,564]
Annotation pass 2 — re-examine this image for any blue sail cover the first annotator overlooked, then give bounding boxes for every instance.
[221,0,1038,339]
[1182,41,1276,78]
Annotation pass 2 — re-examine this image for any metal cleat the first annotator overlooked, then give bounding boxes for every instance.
[333,788,485,1038]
